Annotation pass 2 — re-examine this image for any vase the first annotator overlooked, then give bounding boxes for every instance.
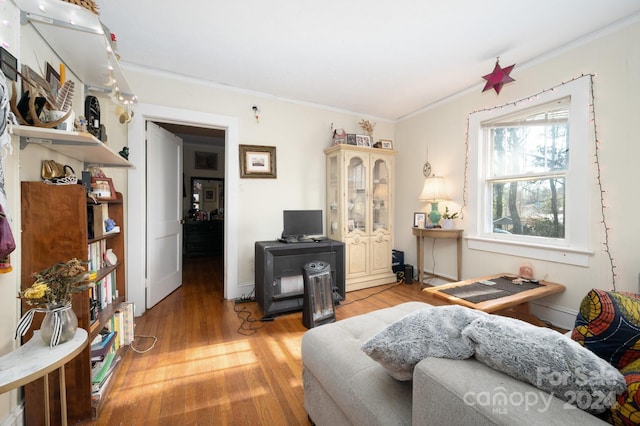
[442,219,454,230]
[40,303,78,346]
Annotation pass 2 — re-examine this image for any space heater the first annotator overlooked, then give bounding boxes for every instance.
[302,261,336,329]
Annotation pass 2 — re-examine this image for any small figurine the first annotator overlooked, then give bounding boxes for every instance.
[105,218,116,232]
[75,116,88,132]
[119,146,129,160]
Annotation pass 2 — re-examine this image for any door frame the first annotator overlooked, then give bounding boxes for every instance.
[127,103,239,317]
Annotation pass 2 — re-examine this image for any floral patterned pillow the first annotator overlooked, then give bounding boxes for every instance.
[572,289,640,370]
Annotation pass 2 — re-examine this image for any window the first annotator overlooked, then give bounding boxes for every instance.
[467,77,592,266]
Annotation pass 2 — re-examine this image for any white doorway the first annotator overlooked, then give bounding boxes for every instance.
[127,104,239,317]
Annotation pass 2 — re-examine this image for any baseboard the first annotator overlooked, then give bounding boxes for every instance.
[0,403,24,426]
[530,301,578,331]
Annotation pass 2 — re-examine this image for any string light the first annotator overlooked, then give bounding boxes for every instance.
[588,75,617,290]
[462,74,617,289]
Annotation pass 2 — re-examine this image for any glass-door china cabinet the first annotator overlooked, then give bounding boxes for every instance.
[325,144,395,291]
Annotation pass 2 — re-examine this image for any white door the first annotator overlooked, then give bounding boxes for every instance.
[146,122,183,308]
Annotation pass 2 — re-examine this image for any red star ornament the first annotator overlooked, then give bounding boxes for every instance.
[482,60,515,94]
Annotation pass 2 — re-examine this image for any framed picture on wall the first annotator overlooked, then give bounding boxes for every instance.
[195,151,218,170]
[239,144,277,178]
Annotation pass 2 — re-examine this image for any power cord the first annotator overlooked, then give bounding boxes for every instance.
[235,287,256,303]
[337,282,403,307]
[130,334,158,354]
[234,303,264,336]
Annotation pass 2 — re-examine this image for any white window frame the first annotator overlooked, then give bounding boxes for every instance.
[467,77,593,266]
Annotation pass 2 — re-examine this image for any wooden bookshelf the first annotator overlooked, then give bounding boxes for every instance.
[20,182,127,423]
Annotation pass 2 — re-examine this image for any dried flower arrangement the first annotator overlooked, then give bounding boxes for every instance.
[18,258,91,308]
[358,119,376,137]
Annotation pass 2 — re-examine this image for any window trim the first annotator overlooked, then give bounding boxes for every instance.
[467,77,593,266]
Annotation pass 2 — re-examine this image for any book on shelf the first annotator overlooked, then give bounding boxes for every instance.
[89,270,117,310]
[91,371,113,405]
[91,351,116,385]
[91,331,117,359]
[91,353,122,396]
[120,302,135,345]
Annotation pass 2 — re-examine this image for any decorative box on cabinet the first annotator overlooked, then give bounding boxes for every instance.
[324,144,396,291]
[21,182,127,423]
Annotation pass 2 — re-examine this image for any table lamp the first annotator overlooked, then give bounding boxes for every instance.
[373,179,388,207]
[418,176,449,226]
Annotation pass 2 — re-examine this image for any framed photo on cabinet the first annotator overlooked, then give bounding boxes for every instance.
[380,139,393,149]
[413,212,426,228]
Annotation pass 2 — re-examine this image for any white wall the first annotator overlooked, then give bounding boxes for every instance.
[123,66,394,307]
[394,17,640,328]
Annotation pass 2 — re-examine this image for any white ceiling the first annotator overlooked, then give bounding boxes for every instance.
[98,0,640,121]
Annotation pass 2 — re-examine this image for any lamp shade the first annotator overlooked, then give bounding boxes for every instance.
[418,176,449,201]
[373,180,388,200]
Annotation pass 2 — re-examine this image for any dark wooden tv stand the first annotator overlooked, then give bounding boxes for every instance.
[255,240,345,317]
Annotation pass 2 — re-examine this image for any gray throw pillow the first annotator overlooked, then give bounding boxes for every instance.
[462,314,627,412]
[361,305,485,381]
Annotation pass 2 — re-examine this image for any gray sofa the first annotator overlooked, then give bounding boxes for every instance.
[301,301,609,425]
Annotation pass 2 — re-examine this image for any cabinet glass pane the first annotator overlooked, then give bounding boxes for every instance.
[372,159,389,231]
[328,155,339,238]
[347,156,366,232]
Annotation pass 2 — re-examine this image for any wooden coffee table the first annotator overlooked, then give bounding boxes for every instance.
[422,273,565,325]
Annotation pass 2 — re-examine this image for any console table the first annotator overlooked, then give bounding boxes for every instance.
[412,227,463,284]
[0,328,88,426]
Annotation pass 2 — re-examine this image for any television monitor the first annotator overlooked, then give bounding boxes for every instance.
[283,210,323,238]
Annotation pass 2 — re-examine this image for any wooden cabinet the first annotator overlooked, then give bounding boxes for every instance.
[20,182,126,423]
[183,220,224,257]
[325,144,396,291]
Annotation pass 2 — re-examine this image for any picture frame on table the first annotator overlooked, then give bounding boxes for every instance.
[91,177,117,200]
[45,63,60,97]
[239,144,277,178]
[413,212,426,228]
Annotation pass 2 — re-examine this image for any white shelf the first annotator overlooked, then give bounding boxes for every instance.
[12,124,133,167]
[13,0,135,102]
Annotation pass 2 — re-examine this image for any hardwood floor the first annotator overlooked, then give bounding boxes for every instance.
[85,257,444,426]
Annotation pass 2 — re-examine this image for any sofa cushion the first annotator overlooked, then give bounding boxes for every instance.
[572,288,640,370]
[414,357,612,425]
[610,357,640,425]
[463,314,627,413]
[301,301,431,426]
[361,305,485,381]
